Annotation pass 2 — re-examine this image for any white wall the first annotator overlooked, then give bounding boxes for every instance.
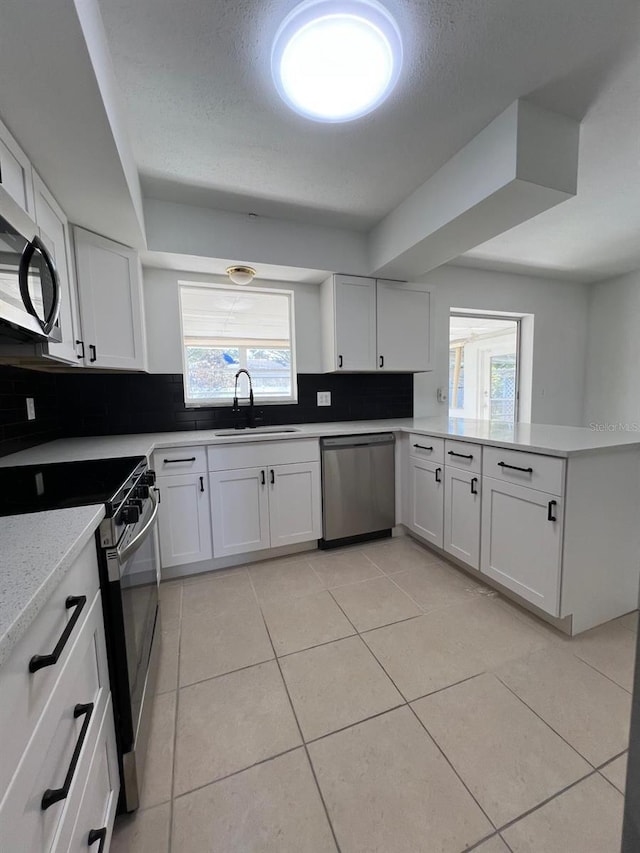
[584,269,640,426]
[414,265,590,426]
[143,267,323,375]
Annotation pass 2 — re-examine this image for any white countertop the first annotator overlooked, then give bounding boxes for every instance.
[0,504,105,667]
[2,417,640,467]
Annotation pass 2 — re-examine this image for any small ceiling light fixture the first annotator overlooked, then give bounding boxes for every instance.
[226,265,257,285]
[272,0,402,123]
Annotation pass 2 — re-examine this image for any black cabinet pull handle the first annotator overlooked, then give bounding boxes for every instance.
[260,470,266,485]
[163,457,196,464]
[199,476,204,493]
[498,461,533,474]
[435,467,442,483]
[75,339,85,359]
[88,344,97,363]
[88,828,107,851]
[29,595,87,673]
[270,469,275,485]
[338,354,343,368]
[41,702,94,810]
[471,477,478,495]
[379,355,384,368]
[547,500,557,522]
[448,450,473,460]
[413,443,433,451]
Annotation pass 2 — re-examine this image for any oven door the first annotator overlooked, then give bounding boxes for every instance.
[106,496,160,812]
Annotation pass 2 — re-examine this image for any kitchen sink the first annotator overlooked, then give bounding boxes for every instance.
[214,427,300,436]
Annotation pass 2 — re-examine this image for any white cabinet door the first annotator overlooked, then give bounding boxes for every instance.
[32,173,81,364]
[209,467,270,558]
[157,473,212,568]
[268,461,321,548]
[376,280,431,372]
[74,227,147,370]
[444,466,481,569]
[0,116,34,216]
[334,275,376,371]
[481,476,562,615]
[408,458,444,547]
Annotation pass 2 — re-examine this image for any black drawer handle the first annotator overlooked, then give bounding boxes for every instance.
[163,457,196,464]
[471,477,478,495]
[75,339,85,359]
[88,344,97,363]
[498,461,533,474]
[88,828,107,852]
[413,443,433,451]
[547,500,557,522]
[435,467,442,483]
[41,702,94,810]
[448,450,473,460]
[29,595,87,673]
[199,476,204,493]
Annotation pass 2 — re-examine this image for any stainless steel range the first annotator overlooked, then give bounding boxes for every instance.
[0,455,161,813]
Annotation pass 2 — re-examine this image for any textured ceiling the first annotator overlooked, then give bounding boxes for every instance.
[99,0,638,236]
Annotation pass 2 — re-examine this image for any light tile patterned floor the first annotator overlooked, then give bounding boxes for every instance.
[111,536,634,853]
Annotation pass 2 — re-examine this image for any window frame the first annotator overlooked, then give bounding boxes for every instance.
[449,310,521,424]
[178,281,298,407]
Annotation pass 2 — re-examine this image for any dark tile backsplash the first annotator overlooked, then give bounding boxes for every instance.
[0,367,413,457]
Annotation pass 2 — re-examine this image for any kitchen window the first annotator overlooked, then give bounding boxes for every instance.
[449,312,520,424]
[179,282,297,406]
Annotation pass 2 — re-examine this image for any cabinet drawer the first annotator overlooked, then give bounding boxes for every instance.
[483,446,565,496]
[0,539,100,798]
[53,698,119,853]
[0,593,110,853]
[445,440,482,473]
[154,445,207,474]
[408,434,444,463]
[208,438,320,471]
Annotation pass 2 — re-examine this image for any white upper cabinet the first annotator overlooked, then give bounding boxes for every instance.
[32,172,81,364]
[376,280,431,372]
[322,274,376,371]
[0,116,35,217]
[73,227,147,371]
[321,274,431,372]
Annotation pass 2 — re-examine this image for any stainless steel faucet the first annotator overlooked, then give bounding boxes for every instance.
[232,368,255,428]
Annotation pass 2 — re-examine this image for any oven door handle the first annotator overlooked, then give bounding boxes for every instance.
[118,492,160,563]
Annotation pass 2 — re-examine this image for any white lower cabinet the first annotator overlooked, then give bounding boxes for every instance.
[209,467,271,557]
[210,461,321,558]
[268,462,322,548]
[157,472,212,567]
[480,476,563,615]
[408,458,444,547]
[444,466,481,569]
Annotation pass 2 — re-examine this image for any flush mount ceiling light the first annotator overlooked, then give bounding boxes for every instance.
[272,0,402,123]
[226,265,257,285]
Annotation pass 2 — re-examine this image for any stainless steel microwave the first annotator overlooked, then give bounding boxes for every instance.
[0,186,61,343]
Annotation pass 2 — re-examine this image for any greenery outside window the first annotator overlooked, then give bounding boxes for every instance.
[179,282,297,406]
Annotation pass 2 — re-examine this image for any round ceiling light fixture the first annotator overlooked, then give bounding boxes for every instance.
[272,0,403,123]
[226,265,257,285]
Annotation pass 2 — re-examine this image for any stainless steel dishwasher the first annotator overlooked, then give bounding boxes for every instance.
[320,433,395,548]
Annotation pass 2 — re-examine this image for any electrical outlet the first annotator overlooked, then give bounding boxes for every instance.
[317,391,332,407]
[26,397,36,420]
[436,387,448,404]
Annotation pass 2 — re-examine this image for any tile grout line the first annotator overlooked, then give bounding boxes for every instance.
[326,585,500,839]
[494,674,598,770]
[598,769,626,796]
[247,567,343,853]
[569,650,633,694]
[166,581,184,853]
